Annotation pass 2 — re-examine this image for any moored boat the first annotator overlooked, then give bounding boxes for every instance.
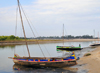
[90,43,100,47]
[56,24,82,51]
[90,31,100,47]
[57,45,83,51]
[9,52,77,68]
[8,0,78,68]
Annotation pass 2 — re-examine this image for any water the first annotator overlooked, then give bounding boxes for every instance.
[0,41,95,73]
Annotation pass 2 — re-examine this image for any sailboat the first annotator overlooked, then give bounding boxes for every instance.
[9,0,78,68]
[90,31,100,47]
[57,24,82,51]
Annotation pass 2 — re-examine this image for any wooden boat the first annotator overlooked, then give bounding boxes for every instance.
[57,45,83,51]
[90,43,100,47]
[9,0,78,68]
[9,52,77,68]
[90,31,100,47]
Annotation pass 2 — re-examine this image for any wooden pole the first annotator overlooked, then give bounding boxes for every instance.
[17,0,30,57]
[98,32,99,43]
[94,30,96,43]
[63,24,64,46]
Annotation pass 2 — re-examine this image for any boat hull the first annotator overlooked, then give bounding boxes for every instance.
[57,46,82,51]
[10,51,77,68]
[13,59,77,68]
[90,43,100,47]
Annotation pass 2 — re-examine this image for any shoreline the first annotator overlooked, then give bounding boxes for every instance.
[1,38,100,72]
[77,46,100,73]
[0,39,99,46]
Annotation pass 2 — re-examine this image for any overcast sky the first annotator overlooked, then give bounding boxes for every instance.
[0,0,100,37]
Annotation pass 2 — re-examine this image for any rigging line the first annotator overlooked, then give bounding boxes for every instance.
[63,25,69,45]
[20,5,51,58]
[29,23,51,57]
[14,6,18,55]
[63,25,72,54]
[64,25,68,37]
[62,24,65,55]
[63,24,64,46]
[20,4,39,37]
[23,45,26,56]
[22,13,51,57]
[20,4,39,36]
[43,45,51,57]
[19,2,45,57]
[17,0,30,57]
[15,7,18,37]
[93,30,95,43]
[23,15,51,57]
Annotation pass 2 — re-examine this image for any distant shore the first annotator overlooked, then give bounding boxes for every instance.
[0,39,99,46]
[77,46,100,73]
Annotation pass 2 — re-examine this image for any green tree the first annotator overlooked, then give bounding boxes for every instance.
[9,35,16,40]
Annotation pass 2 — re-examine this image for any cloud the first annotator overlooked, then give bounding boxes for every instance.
[1,0,100,23]
[0,6,16,24]
[32,0,100,14]
[0,0,100,36]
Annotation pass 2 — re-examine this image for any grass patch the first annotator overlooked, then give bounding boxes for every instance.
[84,53,91,56]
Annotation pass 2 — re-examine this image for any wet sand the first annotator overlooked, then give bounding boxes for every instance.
[78,46,100,73]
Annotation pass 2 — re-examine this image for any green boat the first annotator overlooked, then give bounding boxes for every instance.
[57,24,82,51]
[57,45,83,51]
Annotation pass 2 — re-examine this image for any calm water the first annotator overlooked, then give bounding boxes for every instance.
[0,41,95,73]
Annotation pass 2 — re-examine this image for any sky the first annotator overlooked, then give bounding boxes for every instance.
[0,0,100,37]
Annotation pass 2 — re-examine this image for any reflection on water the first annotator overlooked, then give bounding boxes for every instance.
[0,45,15,49]
[13,64,78,73]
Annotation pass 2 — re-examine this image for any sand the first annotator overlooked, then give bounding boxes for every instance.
[77,46,100,73]
[0,39,99,46]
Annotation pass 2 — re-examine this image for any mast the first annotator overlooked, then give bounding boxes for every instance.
[17,0,30,57]
[94,30,95,43]
[98,32,99,43]
[63,24,64,45]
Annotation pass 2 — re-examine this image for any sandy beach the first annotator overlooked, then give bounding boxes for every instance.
[78,46,100,73]
[0,39,99,46]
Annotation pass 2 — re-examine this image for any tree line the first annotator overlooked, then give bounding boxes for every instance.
[33,35,94,39]
[0,35,20,41]
[0,35,96,41]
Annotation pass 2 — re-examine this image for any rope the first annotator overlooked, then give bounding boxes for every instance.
[18,2,46,57]
[15,0,52,57]
[25,14,51,57]
[14,6,18,55]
